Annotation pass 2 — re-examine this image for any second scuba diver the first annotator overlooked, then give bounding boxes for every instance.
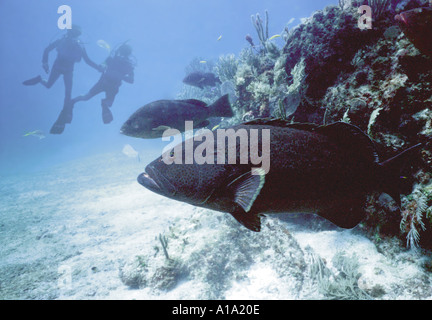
[71,43,135,125]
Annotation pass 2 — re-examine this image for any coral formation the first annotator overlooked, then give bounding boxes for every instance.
[306,247,372,299]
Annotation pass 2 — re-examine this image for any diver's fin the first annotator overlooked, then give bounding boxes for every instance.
[228,169,266,213]
[58,105,73,124]
[230,208,262,232]
[23,75,42,86]
[102,106,113,124]
[50,121,65,135]
[208,94,233,117]
[181,99,207,108]
[379,142,423,207]
[318,200,366,229]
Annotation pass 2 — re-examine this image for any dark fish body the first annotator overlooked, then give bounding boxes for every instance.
[183,71,221,89]
[395,7,432,57]
[138,120,421,231]
[121,94,233,139]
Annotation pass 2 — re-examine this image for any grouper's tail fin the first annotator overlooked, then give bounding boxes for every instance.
[378,143,423,207]
[209,94,234,118]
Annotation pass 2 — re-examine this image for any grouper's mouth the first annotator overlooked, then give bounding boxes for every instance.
[137,171,161,193]
[137,165,176,196]
[120,124,133,137]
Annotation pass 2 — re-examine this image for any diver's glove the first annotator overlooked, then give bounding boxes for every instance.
[42,62,49,74]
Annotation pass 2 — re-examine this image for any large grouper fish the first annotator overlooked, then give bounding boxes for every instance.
[138,119,421,231]
[121,94,233,139]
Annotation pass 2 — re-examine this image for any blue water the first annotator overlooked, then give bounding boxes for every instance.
[0,0,335,175]
[2,0,432,301]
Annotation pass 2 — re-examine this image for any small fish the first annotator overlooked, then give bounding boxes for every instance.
[137,120,422,232]
[183,71,221,89]
[23,130,45,139]
[199,60,207,64]
[395,7,432,56]
[217,35,222,41]
[269,34,281,40]
[97,39,111,52]
[121,95,233,139]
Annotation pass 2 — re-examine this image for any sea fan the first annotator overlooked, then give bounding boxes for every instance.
[369,0,392,19]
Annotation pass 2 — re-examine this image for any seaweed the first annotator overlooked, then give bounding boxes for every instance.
[401,188,430,249]
[159,233,170,260]
[306,247,372,300]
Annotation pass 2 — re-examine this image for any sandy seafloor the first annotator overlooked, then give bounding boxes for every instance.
[1,150,432,300]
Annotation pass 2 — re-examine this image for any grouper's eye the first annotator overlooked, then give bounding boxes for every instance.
[159,150,176,163]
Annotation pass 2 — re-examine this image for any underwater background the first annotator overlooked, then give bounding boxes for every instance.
[1,0,432,300]
[0,0,333,174]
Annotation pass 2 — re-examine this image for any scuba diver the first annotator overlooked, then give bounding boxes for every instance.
[70,43,135,125]
[23,25,102,134]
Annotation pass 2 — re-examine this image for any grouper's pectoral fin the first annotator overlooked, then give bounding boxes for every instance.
[317,200,366,229]
[230,208,262,232]
[152,125,171,131]
[228,169,266,212]
[227,168,266,232]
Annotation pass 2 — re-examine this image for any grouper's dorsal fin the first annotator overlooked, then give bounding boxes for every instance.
[228,168,266,213]
[316,122,379,163]
[242,118,319,130]
[181,99,207,108]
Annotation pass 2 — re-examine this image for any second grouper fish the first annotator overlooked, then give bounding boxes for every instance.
[121,94,233,139]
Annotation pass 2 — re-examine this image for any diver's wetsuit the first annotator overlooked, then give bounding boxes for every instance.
[71,54,134,124]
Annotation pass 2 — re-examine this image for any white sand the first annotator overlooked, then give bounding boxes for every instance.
[0,152,431,300]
